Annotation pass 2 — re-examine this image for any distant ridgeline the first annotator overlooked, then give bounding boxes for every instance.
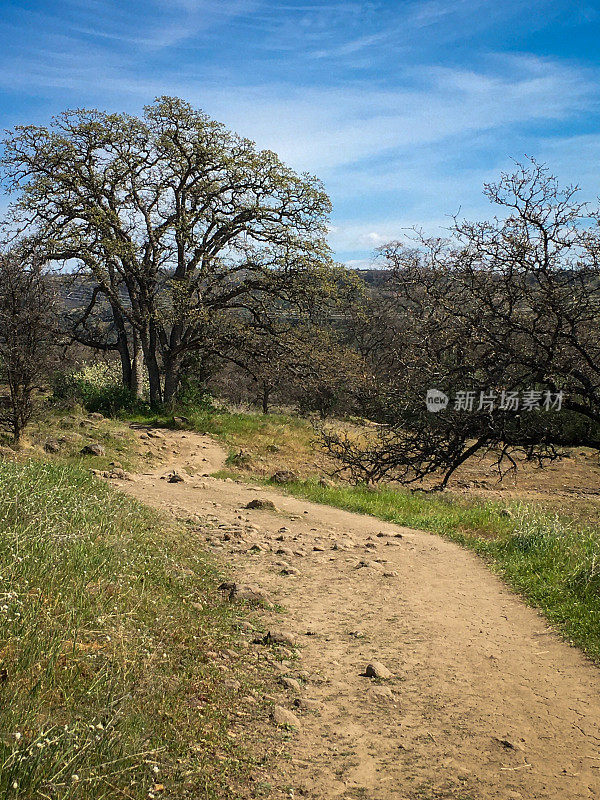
[51,267,388,322]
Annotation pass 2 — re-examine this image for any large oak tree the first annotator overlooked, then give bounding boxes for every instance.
[2,97,336,405]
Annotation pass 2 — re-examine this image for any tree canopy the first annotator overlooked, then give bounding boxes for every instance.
[2,96,337,404]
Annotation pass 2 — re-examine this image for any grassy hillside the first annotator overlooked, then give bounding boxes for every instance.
[0,460,274,799]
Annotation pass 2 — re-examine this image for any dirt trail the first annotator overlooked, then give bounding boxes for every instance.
[120,427,600,799]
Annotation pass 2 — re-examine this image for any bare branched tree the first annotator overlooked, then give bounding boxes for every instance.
[0,243,56,443]
[321,160,600,488]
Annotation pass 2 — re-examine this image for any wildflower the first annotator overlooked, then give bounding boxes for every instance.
[14,732,21,741]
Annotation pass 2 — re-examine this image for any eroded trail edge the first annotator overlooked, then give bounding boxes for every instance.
[119,427,600,800]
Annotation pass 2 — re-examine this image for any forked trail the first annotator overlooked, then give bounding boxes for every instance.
[121,427,600,800]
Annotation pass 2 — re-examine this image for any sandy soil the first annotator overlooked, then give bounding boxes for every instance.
[117,426,600,800]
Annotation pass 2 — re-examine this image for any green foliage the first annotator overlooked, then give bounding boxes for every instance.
[174,378,215,411]
[52,364,150,416]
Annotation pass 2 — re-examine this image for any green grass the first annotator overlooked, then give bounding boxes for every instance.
[128,406,306,446]
[0,459,273,799]
[20,406,144,472]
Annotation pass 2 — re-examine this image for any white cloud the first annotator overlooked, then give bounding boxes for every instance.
[186,57,594,176]
[0,0,597,261]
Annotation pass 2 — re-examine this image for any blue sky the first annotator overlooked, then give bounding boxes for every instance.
[1,0,599,266]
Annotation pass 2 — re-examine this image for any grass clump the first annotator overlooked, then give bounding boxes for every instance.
[0,459,269,799]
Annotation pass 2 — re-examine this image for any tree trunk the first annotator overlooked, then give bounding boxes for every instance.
[130,331,145,399]
[163,353,180,406]
[146,356,162,407]
[141,323,162,407]
[110,301,133,389]
[117,333,132,391]
[261,385,271,414]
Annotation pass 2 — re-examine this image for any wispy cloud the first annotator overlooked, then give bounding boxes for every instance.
[0,0,598,263]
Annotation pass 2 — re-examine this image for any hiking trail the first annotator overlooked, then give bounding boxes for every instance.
[119,426,600,800]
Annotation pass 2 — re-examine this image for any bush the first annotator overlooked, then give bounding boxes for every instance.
[175,378,215,411]
[52,364,149,416]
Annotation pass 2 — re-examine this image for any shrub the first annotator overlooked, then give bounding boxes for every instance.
[52,363,149,416]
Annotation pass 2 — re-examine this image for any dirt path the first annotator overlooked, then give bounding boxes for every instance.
[120,427,600,799]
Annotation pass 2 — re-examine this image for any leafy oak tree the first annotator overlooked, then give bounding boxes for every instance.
[2,97,336,406]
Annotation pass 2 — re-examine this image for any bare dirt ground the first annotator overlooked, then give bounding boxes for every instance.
[117,426,600,800]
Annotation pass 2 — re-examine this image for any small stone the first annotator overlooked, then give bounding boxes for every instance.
[80,443,105,456]
[383,571,398,578]
[293,697,320,712]
[271,705,301,728]
[365,661,392,679]
[271,470,299,484]
[493,737,525,751]
[107,468,128,480]
[245,498,276,510]
[229,584,270,605]
[263,630,297,647]
[44,439,61,453]
[280,676,301,692]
